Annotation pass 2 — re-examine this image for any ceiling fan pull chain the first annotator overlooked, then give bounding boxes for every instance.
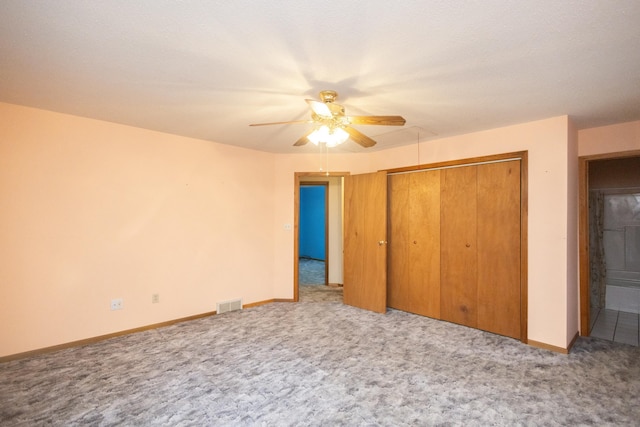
[325,143,330,176]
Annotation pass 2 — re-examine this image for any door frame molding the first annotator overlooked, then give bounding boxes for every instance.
[578,149,640,336]
[294,172,350,302]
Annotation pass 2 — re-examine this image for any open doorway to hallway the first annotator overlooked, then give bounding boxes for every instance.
[294,173,347,303]
[299,183,328,286]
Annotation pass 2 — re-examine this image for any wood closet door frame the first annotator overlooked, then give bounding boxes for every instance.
[386,151,529,343]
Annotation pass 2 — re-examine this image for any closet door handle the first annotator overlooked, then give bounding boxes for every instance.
[378,240,388,246]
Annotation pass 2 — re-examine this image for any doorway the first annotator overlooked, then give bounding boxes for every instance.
[294,172,348,302]
[299,183,328,286]
[580,152,640,346]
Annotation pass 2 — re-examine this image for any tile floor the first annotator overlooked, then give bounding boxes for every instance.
[590,308,639,346]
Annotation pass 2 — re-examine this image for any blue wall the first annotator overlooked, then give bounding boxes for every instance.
[299,185,326,260]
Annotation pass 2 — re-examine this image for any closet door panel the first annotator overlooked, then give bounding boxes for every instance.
[477,160,521,338]
[441,166,478,328]
[387,174,411,311]
[408,170,441,318]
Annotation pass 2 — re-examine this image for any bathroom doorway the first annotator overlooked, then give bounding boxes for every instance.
[581,154,640,346]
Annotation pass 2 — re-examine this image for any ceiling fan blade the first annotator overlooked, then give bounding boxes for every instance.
[348,115,406,126]
[249,120,310,126]
[293,129,314,146]
[344,126,377,148]
[305,99,333,118]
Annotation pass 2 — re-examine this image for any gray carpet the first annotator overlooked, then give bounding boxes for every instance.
[1,294,639,426]
[298,258,326,285]
[299,284,343,303]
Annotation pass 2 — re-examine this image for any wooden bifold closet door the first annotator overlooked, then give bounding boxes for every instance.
[388,159,522,340]
[476,160,521,339]
[441,165,478,328]
[388,170,441,318]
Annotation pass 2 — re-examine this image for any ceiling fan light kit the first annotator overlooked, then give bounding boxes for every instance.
[307,125,349,147]
[249,90,406,148]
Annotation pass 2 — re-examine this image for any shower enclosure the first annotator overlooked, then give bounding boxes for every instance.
[593,192,640,314]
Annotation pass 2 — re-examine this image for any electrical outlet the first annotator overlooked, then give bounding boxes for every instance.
[110,298,123,310]
[152,294,160,304]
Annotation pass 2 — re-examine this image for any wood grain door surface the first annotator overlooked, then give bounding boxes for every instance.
[345,160,521,338]
[343,171,387,313]
[388,173,411,311]
[440,165,479,328]
[477,161,521,339]
[388,170,441,318]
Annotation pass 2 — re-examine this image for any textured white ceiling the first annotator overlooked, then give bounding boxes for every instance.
[1,1,639,153]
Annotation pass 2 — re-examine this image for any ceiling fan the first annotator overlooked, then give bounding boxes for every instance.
[249,90,406,148]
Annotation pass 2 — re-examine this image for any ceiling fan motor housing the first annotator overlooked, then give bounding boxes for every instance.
[319,90,338,103]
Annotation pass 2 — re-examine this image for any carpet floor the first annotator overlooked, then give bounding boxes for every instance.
[298,258,326,285]
[299,284,343,303]
[1,293,639,426]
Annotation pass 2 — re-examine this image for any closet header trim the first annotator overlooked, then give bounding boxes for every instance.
[388,157,522,176]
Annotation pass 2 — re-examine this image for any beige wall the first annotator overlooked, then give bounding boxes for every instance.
[0,102,276,357]
[7,101,635,357]
[578,120,640,157]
